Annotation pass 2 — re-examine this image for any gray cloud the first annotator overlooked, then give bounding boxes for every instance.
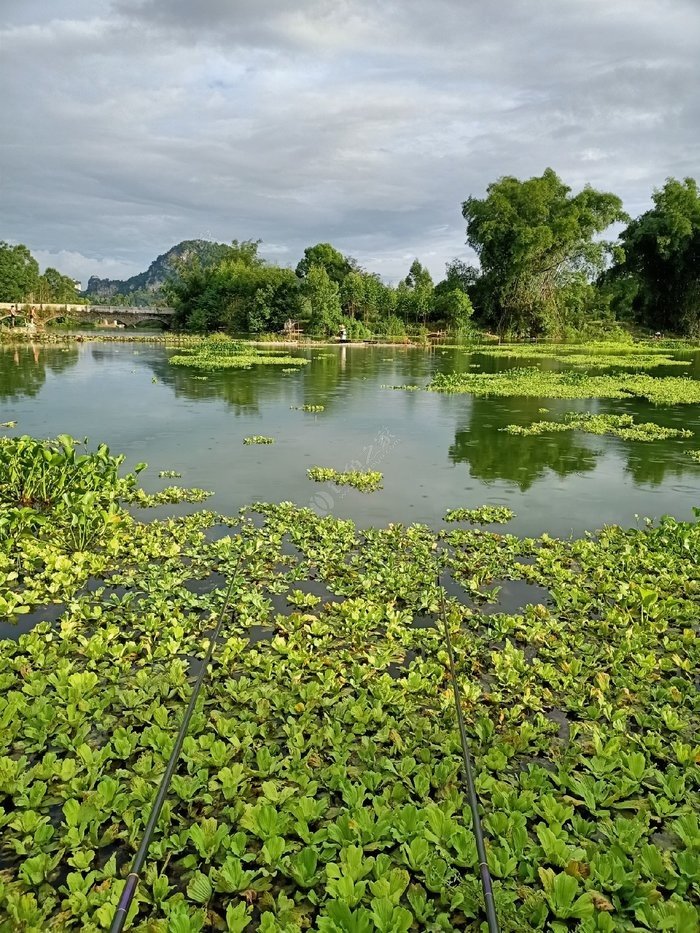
[1,0,698,283]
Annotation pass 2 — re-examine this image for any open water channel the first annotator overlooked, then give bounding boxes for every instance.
[2,339,700,539]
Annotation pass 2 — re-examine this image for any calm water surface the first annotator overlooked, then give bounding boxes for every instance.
[2,340,699,538]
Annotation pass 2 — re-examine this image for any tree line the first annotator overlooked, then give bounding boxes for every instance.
[166,170,700,338]
[2,169,698,336]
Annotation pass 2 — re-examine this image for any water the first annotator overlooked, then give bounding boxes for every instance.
[2,340,700,538]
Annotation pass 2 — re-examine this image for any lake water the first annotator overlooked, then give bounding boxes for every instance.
[2,340,700,538]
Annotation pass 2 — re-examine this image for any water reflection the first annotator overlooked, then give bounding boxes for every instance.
[0,344,79,401]
[449,397,598,491]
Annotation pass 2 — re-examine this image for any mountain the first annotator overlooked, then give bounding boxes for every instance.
[83,239,231,305]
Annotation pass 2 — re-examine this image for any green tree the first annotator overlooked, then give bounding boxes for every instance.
[246,268,301,333]
[462,168,626,335]
[439,259,479,295]
[398,259,434,327]
[39,267,79,303]
[434,288,474,333]
[296,243,354,285]
[0,242,40,302]
[303,265,343,335]
[340,270,365,318]
[614,177,700,334]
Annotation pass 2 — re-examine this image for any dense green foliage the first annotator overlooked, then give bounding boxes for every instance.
[462,169,627,337]
[0,243,78,305]
[0,438,697,930]
[607,178,700,336]
[163,172,699,339]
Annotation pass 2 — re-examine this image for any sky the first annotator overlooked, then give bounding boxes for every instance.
[1,0,698,286]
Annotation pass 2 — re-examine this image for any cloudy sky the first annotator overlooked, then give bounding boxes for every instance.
[1,0,698,285]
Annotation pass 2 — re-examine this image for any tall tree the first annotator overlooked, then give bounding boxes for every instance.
[615,177,700,334]
[400,259,434,327]
[462,168,626,335]
[302,265,343,335]
[0,242,40,302]
[39,267,78,303]
[296,243,354,285]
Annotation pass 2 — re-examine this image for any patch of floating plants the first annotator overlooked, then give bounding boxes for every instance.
[0,437,697,931]
[444,506,515,524]
[307,467,383,492]
[503,412,694,442]
[472,341,690,370]
[169,334,310,371]
[428,367,700,404]
[243,436,275,445]
[292,404,325,412]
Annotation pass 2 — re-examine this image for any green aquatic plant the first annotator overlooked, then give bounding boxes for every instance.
[307,467,383,492]
[243,436,275,445]
[169,335,310,372]
[0,420,17,428]
[293,404,325,412]
[689,450,700,463]
[503,412,693,441]
[473,342,689,370]
[444,506,515,524]
[381,385,420,391]
[429,367,700,404]
[0,434,141,509]
[0,446,697,931]
[158,470,183,478]
[125,486,213,506]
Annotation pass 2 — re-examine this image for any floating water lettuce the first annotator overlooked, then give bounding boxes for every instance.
[243,436,275,445]
[503,412,693,441]
[474,342,688,370]
[307,467,383,492]
[170,334,310,371]
[444,506,515,524]
[429,367,700,404]
[159,470,183,478]
[0,436,697,931]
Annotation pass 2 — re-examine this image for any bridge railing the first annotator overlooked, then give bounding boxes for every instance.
[87,306,174,315]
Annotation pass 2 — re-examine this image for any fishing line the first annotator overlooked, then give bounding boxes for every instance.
[436,568,500,933]
[109,559,241,933]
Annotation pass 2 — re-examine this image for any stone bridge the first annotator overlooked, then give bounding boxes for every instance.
[0,302,175,329]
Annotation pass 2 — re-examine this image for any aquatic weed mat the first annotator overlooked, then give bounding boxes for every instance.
[0,501,698,931]
[428,368,700,405]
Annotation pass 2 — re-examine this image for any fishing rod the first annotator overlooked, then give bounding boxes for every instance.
[110,562,241,933]
[436,570,500,933]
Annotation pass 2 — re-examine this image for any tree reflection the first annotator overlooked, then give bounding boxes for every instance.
[0,344,79,401]
[449,397,598,491]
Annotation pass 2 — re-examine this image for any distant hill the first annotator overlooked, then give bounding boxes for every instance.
[84,239,231,305]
